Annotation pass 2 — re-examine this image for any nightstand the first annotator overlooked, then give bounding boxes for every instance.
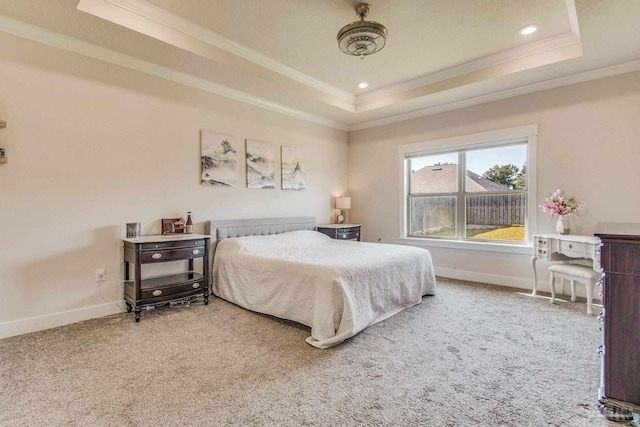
[122,234,210,322]
[316,224,361,241]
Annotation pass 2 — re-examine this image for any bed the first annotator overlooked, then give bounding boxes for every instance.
[208,217,436,348]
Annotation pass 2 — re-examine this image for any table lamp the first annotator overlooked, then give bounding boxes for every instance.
[335,196,351,224]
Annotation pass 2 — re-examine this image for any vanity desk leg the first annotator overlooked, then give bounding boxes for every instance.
[531,255,538,296]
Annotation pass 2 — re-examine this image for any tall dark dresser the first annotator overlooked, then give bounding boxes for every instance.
[594,222,640,422]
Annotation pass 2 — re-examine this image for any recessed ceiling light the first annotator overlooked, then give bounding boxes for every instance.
[520,25,537,35]
[358,82,368,89]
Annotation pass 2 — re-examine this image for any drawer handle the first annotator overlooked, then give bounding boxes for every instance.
[152,289,162,296]
[597,313,604,331]
[538,250,546,255]
[151,253,162,259]
[192,283,200,289]
[568,244,573,249]
[192,249,200,255]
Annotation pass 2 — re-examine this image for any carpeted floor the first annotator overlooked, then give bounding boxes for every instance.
[0,278,628,426]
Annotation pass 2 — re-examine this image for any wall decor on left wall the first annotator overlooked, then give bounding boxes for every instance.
[201,131,238,186]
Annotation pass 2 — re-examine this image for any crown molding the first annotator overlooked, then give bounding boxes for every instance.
[356,32,582,106]
[2,8,637,135]
[356,0,582,106]
[78,0,588,116]
[78,0,356,106]
[0,15,349,131]
[565,0,581,37]
[349,59,640,131]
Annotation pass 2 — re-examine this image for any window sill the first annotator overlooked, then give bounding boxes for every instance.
[398,237,533,255]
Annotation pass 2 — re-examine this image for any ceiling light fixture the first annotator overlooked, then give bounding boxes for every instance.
[520,24,538,35]
[337,3,388,59]
[358,82,368,89]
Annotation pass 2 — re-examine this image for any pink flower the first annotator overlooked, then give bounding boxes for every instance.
[539,189,584,219]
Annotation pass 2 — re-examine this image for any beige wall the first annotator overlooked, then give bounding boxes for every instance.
[0,33,348,337]
[2,25,639,337]
[349,71,640,291]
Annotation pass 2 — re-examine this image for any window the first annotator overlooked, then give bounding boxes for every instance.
[399,125,537,247]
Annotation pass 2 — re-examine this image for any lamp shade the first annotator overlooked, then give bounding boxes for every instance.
[336,196,351,210]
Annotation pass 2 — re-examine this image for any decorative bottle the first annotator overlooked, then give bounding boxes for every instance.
[186,212,193,234]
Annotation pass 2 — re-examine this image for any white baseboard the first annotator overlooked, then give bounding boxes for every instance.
[0,301,124,339]
[435,267,534,290]
[435,267,601,301]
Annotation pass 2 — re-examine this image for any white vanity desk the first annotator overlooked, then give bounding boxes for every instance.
[531,234,601,295]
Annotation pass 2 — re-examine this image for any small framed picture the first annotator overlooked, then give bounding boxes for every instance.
[162,218,185,234]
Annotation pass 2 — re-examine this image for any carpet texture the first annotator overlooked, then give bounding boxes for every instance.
[0,278,624,426]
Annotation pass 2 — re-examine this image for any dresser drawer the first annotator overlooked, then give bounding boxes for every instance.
[140,280,204,300]
[605,242,640,274]
[558,240,588,258]
[317,225,361,241]
[139,239,206,251]
[140,246,205,263]
[124,273,205,302]
[337,231,359,240]
[535,237,551,260]
[337,226,358,233]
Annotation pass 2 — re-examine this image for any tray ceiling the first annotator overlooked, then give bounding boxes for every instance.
[1,0,639,130]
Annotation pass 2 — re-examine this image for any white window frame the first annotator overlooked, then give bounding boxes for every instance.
[398,125,537,254]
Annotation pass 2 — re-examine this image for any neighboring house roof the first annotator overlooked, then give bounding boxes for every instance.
[410,164,513,194]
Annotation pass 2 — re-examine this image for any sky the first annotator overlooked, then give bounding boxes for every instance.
[410,144,527,175]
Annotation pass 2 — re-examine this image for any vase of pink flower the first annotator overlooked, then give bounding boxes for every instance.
[540,189,585,235]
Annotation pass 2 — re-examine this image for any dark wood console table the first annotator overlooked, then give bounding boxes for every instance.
[123,234,210,322]
[594,222,640,423]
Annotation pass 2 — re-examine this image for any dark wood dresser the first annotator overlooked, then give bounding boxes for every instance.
[594,222,640,422]
[123,234,210,321]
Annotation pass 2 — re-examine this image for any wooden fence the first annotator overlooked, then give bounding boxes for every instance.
[410,194,526,234]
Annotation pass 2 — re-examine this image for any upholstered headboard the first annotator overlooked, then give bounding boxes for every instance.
[207,217,316,241]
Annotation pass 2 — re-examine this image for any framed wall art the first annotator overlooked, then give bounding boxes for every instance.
[246,139,276,189]
[281,146,305,191]
[201,131,238,187]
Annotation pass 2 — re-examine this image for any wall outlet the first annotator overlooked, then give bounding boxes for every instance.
[96,268,106,282]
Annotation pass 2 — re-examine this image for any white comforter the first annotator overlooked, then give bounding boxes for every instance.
[212,230,436,348]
